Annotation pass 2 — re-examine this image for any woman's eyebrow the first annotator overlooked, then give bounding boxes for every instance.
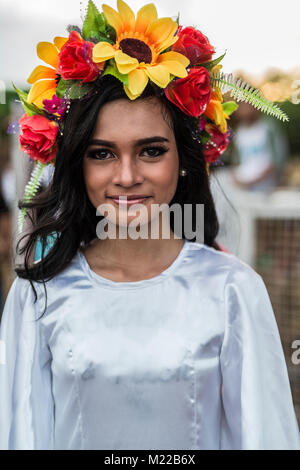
[88,137,170,148]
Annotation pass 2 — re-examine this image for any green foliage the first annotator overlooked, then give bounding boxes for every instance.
[56,78,92,99]
[102,60,129,87]
[55,79,68,98]
[18,161,46,233]
[175,12,180,25]
[103,15,117,44]
[66,25,81,34]
[12,84,44,117]
[222,101,239,116]
[200,130,211,145]
[82,0,115,43]
[211,72,289,122]
[201,52,226,71]
[82,0,103,41]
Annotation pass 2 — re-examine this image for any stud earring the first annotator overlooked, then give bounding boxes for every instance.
[179,169,187,176]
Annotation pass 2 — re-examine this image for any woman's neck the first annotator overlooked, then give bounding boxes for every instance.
[81,232,185,282]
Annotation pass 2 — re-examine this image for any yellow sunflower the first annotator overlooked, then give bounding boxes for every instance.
[27,37,68,108]
[92,0,190,99]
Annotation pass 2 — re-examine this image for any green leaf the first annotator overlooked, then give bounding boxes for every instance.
[55,79,68,98]
[13,83,45,117]
[68,81,92,99]
[201,52,226,71]
[82,0,107,41]
[211,72,290,122]
[13,83,28,103]
[81,1,116,44]
[98,13,107,35]
[102,61,129,87]
[68,82,92,99]
[56,78,93,99]
[93,35,114,44]
[66,25,81,34]
[105,27,117,44]
[18,161,46,233]
[200,130,211,145]
[100,13,117,43]
[222,101,239,116]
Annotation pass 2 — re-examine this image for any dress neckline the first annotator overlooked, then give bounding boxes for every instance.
[78,239,191,290]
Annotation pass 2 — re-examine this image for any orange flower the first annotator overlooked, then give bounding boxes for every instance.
[205,89,229,134]
[27,37,68,108]
[205,65,229,133]
[93,0,190,99]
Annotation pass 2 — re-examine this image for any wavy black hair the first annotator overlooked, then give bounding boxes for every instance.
[15,74,221,317]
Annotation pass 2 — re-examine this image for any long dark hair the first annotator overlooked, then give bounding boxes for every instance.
[15,74,220,316]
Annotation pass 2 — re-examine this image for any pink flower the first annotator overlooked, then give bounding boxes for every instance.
[165,67,211,117]
[203,123,229,164]
[58,31,101,83]
[172,26,215,66]
[19,114,58,164]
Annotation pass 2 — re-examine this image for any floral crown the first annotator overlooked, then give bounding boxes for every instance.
[13,0,288,233]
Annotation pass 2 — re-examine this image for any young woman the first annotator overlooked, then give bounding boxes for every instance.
[1,0,299,450]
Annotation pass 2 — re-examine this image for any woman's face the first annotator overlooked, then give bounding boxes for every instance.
[83,96,180,233]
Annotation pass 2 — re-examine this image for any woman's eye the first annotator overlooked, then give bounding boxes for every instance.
[86,146,168,160]
[142,146,168,158]
[87,150,113,160]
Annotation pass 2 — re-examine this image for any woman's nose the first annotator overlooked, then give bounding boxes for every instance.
[111,157,144,186]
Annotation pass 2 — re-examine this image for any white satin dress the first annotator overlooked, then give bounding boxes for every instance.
[0,240,299,450]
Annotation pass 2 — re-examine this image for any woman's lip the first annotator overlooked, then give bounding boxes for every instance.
[109,197,151,205]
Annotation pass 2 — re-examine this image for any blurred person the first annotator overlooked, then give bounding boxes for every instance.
[230,102,289,193]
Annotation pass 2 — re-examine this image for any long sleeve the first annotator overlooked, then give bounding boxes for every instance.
[220,266,300,450]
[0,276,54,450]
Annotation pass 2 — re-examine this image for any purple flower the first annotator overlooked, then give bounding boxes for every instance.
[199,116,206,131]
[43,95,68,118]
[7,120,21,135]
[227,125,235,143]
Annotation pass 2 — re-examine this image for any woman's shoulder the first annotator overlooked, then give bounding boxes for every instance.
[188,243,271,320]
[8,250,84,305]
[186,240,261,283]
[3,276,27,307]
[1,275,44,326]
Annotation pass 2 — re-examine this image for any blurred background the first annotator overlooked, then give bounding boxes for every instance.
[0,0,300,425]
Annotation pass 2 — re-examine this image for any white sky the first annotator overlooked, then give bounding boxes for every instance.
[1,0,300,88]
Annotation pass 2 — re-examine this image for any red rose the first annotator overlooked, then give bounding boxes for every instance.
[203,123,229,163]
[165,67,211,117]
[58,31,100,83]
[172,26,215,66]
[19,114,58,164]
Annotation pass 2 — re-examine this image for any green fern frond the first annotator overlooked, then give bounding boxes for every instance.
[210,72,289,122]
[18,161,46,233]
